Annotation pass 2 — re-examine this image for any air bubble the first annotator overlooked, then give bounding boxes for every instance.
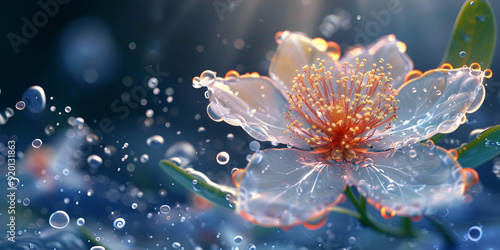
[172,242,181,249]
[32,139,42,148]
[248,244,256,250]
[348,236,356,244]
[160,205,171,214]
[113,218,126,229]
[65,106,71,113]
[409,149,417,158]
[216,151,230,165]
[459,51,466,58]
[104,145,116,156]
[15,101,26,110]
[197,127,205,132]
[470,1,475,6]
[23,198,30,206]
[411,87,417,93]
[436,90,441,96]
[87,154,103,168]
[76,218,85,226]
[131,203,138,209]
[234,235,243,244]
[467,226,482,241]
[147,77,159,88]
[227,133,234,140]
[249,141,260,151]
[199,70,216,86]
[146,135,164,148]
[140,154,149,163]
[75,117,85,125]
[22,86,46,113]
[44,125,56,135]
[49,211,70,229]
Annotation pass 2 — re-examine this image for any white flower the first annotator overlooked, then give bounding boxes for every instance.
[193,31,485,227]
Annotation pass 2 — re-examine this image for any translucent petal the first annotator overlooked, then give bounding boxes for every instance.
[340,35,413,90]
[236,149,346,226]
[206,75,310,149]
[371,68,485,150]
[346,142,464,216]
[269,31,339,96]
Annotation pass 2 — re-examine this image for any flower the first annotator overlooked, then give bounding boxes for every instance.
[193,31,487,228]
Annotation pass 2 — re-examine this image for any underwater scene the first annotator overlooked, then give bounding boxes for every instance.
[1,0,500,249]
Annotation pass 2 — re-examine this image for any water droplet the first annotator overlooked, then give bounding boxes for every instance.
[113,218,126,229]
[199,70,216,86]
[147,77,159,88]
[249,141,260,151]
[49,211,70,229]
[216,151,230,165]
[131,203,138,209]
[77,218,85,226]
[75,117,85,125]
[165,141,196,167]
[160,205,171,214]
[44,125,55,135]
[87,154,103,168]
[234,235,243,244]
[32,139,42,148]
[23,198,30,206]
[436,90,442,96]
[467,226,482,241]
[409,149,417,158]
[104,145,116,156]
[411,87,417,93]
[192,179,198,185]
[15,101,26,110]
[248,244,256,250]
[172,242,181,249]
[348,236,357,244]
[470,1,475,6]
[146,135,164,148]
[459,51,466,58]
[139,154,149,163]
[22,86,46,113]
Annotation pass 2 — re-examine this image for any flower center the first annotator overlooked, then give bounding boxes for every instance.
[284,58,399,161]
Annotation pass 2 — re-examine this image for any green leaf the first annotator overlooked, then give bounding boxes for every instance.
[457,125,500,168]
[441,0,496,69]
[159,160,236,209]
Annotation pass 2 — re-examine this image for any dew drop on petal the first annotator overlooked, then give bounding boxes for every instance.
[76,218,85,226]
[216,151,230,165]
[467,226,482,242]
[160,205,171,214]
[234,235,243,244]
[459,51,466,58]
[113,218,126,229]
[49,211,70,229]
[87,154,103,168]
[32,139,42,148]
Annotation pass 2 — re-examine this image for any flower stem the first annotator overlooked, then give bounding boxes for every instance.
[341,186,419,238]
